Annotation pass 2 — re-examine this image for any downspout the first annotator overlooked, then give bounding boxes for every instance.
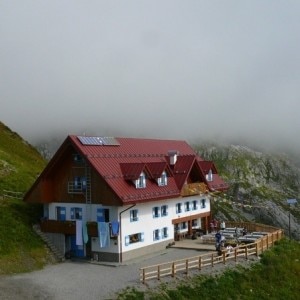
[119,204,136,263]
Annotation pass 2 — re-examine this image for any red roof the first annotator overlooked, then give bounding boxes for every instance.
[25,135,228,205]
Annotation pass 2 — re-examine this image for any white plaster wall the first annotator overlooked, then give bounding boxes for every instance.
[119,195,210,253]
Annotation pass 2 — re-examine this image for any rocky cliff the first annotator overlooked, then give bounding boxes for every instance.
[195,143,300,240]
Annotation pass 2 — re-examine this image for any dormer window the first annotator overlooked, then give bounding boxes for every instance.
[135,172,146,189]
[157,171,167,186]
[206,169,213,182]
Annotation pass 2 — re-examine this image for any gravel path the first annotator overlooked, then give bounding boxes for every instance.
[0,248,260,300]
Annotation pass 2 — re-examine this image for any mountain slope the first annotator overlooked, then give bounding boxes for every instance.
[0,121,49,274]
[195,143,300,240]
[0,121,46,194]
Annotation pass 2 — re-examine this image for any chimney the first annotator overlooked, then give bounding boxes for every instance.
[168,150,179,165]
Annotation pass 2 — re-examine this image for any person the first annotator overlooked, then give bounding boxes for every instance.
[242,227,247,236]
[215,231,222,251]
[220,220,226,230]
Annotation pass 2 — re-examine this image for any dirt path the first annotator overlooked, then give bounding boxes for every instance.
[0,249,260,300]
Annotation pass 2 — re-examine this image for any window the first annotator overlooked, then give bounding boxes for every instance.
[181,222,187,231]
[97,208,109,222]
[74,176,82,191]
[192,200,198,210]
[73,154,83,163]
[153,229,160,241]
[136,172,146,188]
[152,207,160,218]
[130,209,139,222]
[56,206,66,221]
[161,205,168,217]
[176,203,182,214]
[192,219,198,228]
[185,201,191,211]
[125,232,144,246]
[71,207,82,220]
[161,227,168,239]
[206,169,213,181]
[158,171,167,186]
[201,199,206,208]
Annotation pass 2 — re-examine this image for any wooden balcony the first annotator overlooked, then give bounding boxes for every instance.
[40,219,99,236]
[180,182,208,197]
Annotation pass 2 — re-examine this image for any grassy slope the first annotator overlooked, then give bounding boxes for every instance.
[0,121,48,274]
[0,122,46,193]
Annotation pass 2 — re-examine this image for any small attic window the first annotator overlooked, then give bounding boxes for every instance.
[157,171,167,186]
[73,154,83,163]
[206,169,213,182]
[135,172,146,189]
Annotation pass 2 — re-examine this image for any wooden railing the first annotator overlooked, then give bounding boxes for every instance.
[139,225,284,283]
[180,182,208,197]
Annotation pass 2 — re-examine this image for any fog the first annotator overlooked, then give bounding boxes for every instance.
[1,1,300,153]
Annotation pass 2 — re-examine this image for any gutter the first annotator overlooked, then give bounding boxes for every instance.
[119,203,136,263]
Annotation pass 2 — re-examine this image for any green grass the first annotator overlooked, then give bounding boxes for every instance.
[0,122,49,274]
[116,238,300,299]
[0,122,46,193]
[0,197,49,274]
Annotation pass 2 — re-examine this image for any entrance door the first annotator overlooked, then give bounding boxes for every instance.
[70,235,84,257]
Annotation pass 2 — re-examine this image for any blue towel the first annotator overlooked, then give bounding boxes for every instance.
[82,222,89,244]
[76,220,83,246]
[98,222,110,248]
[111,221,119,236]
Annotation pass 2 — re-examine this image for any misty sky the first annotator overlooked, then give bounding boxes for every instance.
[1,1,300,151]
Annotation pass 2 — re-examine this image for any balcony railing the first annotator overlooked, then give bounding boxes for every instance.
[40,219,98,236]
[180,182,208,197]
[68,181,83,194]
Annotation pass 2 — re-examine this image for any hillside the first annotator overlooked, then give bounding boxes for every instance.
[0,121,49,274]
[0,121,47,194]
[195,143,300,240]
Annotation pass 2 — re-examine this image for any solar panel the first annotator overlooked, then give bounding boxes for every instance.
[77,136,120,146]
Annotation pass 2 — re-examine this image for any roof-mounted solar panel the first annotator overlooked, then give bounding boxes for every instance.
[77,136,120,146]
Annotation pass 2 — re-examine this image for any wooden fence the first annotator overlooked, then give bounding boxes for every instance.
[2,190,24,200]
[139,225,284,284]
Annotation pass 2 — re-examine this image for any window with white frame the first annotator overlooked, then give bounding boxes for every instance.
[185,201,191,211]
[125,232,144,245]
[152,206,160,218]
[181,222,187,231]
[201,198,206,208]
[130,209,139,222]
[153,229,160,241]
[176,203,182,214]
[70,207,82,220]
[161,227,168,239]
[157,171,167,186]
[136,172,146,188]
[161,205,168,217]
[192,200,198,210]
[192,219,198,228]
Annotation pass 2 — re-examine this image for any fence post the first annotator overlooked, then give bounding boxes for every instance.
[157,265,160,281]
[186,259,189,275]
[211,253,214,267]
[234,248,237,262]
[222,251,226,264]
[142,269,145,284]
[198,256,202,270]
[245,246,248,260]
[172,262,175,277]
